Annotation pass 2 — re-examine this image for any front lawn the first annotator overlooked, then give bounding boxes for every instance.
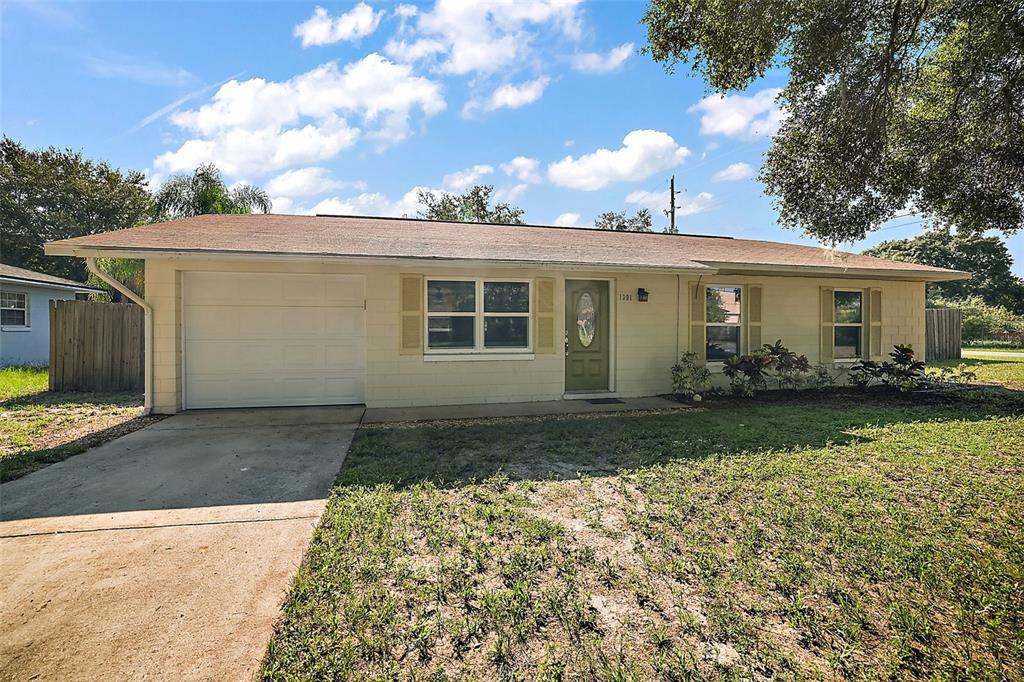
[263,392,1024,680]
[930,355,1024,390]
[0,367,160,482]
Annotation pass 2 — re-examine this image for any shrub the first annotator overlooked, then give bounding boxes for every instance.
[671,352,711,401]
[881,344,927,391]
[850,345,927,392]
[848,360,882,388]
[722,351,774,397]
[760,339,811,389]
[930,363,977,386]
[933,296,1024,343]
[808,365,837,390]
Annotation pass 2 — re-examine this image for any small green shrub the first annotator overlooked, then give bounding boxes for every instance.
[850,345,927,392]
[671,352,711,401]
[929,363,978,386]
[808,365,837,390]
[722,351,774,397]
[761,339,812,389]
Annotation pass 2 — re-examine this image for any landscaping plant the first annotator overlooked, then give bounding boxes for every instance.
[670,352,711,401]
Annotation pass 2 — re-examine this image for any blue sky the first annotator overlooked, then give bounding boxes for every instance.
[3,0,1021,273]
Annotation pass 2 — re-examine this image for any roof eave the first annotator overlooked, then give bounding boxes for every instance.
[702,261,971,282]
[44,243,716,275]
[0,275,105,293]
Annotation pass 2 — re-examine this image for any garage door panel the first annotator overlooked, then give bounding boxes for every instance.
[184,272,365,409]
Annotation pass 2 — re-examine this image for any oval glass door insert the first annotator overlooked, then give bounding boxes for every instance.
[576,292,596,347]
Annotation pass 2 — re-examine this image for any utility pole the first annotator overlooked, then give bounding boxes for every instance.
[665,175,680,233]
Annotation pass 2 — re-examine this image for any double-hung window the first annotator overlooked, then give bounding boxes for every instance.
[1,292,28,327]
[706,286,741,361]
[834,291,863,359]
[426,279,530,352]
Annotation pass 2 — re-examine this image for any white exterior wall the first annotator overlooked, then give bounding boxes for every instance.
[0,283,78,366]
[145,257,926,413]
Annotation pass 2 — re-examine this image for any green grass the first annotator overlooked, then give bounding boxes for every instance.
[0,368,154,481]
[263,391,1024,680]
[930,355,1024,390]
[0,366,49,401]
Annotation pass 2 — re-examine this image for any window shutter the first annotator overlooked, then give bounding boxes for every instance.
[820,287,835,363]
[689,283,707,363]
[534,277,556,353]
[399,274,423,355]
[866,287,882,359]
[745,284,763,353]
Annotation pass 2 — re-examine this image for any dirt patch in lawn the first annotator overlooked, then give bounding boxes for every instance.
[0,392,164,482]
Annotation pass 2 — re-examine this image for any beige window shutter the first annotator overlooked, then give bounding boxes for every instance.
[534,277,556,353]
[867,287,883,359]
[689,282,707,363]
[745,284,763,353]
[820,286,835,363]
[399,274,423,355]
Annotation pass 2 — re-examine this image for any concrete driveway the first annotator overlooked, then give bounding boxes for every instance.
[0,405,363,682]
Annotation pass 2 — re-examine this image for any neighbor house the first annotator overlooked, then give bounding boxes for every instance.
[1,263,104,366]
[44,215,968,413]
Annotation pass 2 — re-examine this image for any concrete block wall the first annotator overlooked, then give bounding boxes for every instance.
[143,257,926,413]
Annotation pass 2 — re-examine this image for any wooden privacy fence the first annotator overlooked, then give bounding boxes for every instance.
[49,300,144,392]
[925,308,962,361]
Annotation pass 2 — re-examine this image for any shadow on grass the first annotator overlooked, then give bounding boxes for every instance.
[0,390,154,483]
[338,389,1024,490]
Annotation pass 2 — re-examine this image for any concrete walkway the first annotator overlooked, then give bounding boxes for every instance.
[363,396,690,423]
[962,349,1024,358]
[0,405,362,682]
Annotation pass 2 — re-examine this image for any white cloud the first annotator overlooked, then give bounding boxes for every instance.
[625,189,715,217]
[712,162,754,183]
[270,196,296,214]
[309,186,426,218]
[155,115,360,177]
[83,49,197,88]
[553,212,581,227]
[689,87,785,139]
[547,130,691,191]
[495,183,529,202]
[265,167,365,197]
[385,0,582,75]
[442,164,494,192]
[465,77,550,116]
[155,54,445,176]
[487,77,550,110]
[294,3,384,47]
[501,156,541,183]
[571,42,633,74]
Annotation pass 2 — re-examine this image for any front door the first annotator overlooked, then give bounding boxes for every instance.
[564,280,610,392]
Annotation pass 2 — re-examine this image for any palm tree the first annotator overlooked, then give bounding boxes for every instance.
[153,163,271,219]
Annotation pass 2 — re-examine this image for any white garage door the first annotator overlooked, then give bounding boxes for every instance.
[183,272,366,409]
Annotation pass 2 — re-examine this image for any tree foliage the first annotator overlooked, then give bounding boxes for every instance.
[643,1,1024,243]
[863,227,1024,313]
[416,185,525,224]
[0,137,152,282]
[594,209,653,232]
[153,163,271,219]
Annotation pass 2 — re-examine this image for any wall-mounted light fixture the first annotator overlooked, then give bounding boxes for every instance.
[637,288,649,302]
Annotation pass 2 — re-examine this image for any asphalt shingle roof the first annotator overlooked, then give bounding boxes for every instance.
[45,214,967,279]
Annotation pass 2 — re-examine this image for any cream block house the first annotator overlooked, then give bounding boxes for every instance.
[46,214,967,414]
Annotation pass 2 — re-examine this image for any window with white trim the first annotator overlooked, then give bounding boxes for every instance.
[426,279,530,352]
[706,285,741,361]
[834,290,863,359]
[1,292,28,327]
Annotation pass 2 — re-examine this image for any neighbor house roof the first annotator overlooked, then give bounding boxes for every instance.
[0,263,104,292]
[44,214,969,281]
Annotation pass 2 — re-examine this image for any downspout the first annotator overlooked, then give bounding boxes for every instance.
[86,258,153,415]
